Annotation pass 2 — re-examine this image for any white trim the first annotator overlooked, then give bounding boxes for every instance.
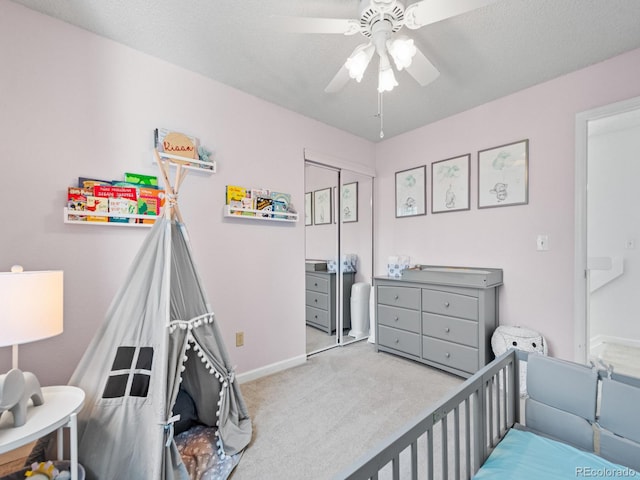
[304,148,376,177]
[236,354,307,384]
[590,334,640,358]
[574,95,640,364]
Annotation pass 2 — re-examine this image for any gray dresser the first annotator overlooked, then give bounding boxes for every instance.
[306,271,355,334]
[374,266,502,378]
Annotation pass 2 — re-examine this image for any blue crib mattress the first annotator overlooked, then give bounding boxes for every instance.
[473,428,638,479]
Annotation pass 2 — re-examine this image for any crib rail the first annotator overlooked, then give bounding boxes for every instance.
[334,350,521,480]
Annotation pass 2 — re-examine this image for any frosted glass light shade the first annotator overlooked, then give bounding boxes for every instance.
[0,270,64,347]
[387,36,417,71]
[345,44,375,82]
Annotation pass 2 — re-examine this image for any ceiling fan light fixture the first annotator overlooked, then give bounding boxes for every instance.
[377,55,398,93]
[345,43,375,82]
[387,36,417,71]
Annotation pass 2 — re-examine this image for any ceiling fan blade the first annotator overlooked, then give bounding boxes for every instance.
[406,48,440,87]
[325,64,351,93]
[404,0,498,29]
[270,15,359,35]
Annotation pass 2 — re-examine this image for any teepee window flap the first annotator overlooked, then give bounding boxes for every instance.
[102,345,154,399]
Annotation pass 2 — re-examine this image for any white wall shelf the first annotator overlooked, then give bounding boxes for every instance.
[63,208,156,227]
[155,151,216,174]
[223,205,298,223]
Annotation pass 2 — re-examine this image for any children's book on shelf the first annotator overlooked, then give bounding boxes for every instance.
[78,177,111,190]
[109,198,138,223]
[124,172,158,187]
[93,185,138,223]
[255,196,274,218]
[86,196,109,222]
[270,191,291,219]
[138,187,165,223]
[226,185,255,216]
[67,187,93,221]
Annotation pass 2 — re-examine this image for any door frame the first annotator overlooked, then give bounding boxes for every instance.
[573,95,640,363]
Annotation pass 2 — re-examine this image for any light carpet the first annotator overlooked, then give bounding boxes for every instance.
[232,342,462,480]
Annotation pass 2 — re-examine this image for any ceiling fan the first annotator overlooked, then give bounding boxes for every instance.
[275,0,498,94]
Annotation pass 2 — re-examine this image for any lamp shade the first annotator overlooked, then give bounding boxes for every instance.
[0,269,64,347]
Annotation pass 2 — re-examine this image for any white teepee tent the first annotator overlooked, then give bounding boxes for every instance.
[67,153,252,479]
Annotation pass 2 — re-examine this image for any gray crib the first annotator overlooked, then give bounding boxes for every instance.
[334,349,640,479]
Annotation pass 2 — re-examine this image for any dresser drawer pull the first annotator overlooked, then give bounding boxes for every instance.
[314,315,318,319]
[444,327,450,333]
[445,352,451,358]
[444,301,450,308]
[314,283,318,287]
[394,316,399,322]
[314,299,318,303]
[394,338,400,344]
[394,295,399,301]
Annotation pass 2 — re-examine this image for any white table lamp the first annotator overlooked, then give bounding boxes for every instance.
[0,266,63,427]
[0,265,64,370]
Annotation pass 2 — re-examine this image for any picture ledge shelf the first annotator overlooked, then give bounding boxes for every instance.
[63,208,156,227]
[154,150,216,175]
[223,205,298,223]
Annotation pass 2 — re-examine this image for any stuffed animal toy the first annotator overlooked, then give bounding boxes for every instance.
[491,325,547,396]
[24,461,58,479]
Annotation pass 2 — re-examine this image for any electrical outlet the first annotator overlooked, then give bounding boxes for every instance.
[235,331,244,347]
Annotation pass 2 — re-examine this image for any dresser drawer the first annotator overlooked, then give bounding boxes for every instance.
[378,325,421,357]
[422,337,478,373]
[378,305,421,334]
[422,313,478,348]
[378,286,421,310]
[422,289,478,321]
[306,306,329,328]
[306,274,330,294]
[306,290,328,310]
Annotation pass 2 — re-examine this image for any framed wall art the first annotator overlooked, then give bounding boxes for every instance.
[478,139,529,208]
[341,182,358,223]
[395,166,426,218]
[431,154,470,213]
[313,188,332,225]
[305,192,312,226]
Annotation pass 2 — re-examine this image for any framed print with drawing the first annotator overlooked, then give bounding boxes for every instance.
[341,182,358,223]
[305,192,312,225]
[396,166,426,218]
[431,154,470,213]
[478,139,529,208]
[313,188,332,225]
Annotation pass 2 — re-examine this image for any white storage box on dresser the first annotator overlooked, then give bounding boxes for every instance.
[374,266,503,378]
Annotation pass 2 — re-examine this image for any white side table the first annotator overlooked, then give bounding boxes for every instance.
[0,386,85,480]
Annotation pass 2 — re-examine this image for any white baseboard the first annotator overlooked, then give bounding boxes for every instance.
[236,354,307,384]
[590,334,640,357]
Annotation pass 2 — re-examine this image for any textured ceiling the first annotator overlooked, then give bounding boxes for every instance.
[10,0,640,142]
